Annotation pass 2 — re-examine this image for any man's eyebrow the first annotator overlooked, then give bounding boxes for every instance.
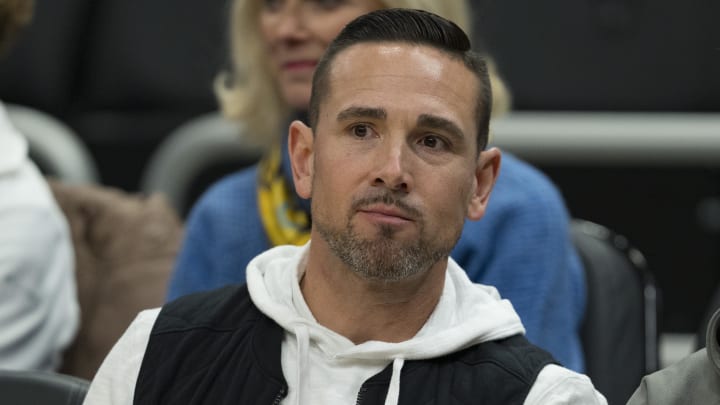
[417,114,466,141]
[337,106,387,122]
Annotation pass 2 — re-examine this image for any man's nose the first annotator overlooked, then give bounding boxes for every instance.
[371,142,412,193]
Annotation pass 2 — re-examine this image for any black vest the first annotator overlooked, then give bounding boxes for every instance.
[134,284,556,404]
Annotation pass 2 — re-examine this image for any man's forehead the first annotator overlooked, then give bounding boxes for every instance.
[328,42,460,79]
[339,41,418,58]
[319,42,478,125]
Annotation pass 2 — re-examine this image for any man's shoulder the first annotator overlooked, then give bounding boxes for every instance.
[156,284,260,334]
[136,284,286,403]
[453,334,557,382]
[386,335,558,404]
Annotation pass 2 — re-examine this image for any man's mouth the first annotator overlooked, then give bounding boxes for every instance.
[358,205,414,222]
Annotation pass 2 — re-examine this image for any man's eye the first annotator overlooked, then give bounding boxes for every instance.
[421,135,446,149]
[351,124,370,138]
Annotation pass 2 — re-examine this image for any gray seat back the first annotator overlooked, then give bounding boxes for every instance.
[140,112,264,216]
[7,103,99,184]
[571,219,659,405]
[0,369,89,405]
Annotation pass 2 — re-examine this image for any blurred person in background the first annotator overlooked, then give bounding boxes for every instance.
[627,306,720,404]
[168,0,586,372]
[0,0,79,371]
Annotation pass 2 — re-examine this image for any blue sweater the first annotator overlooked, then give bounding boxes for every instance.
[167,151,586,372]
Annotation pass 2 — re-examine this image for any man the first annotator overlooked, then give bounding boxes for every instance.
[626,307,720,405]
[84,9,605,404]
[0,0,79,370]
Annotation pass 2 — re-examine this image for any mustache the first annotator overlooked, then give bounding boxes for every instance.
[351,192,422,220]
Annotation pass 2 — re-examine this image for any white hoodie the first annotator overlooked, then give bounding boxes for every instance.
[246,244,607,405]
[84,243,607,405]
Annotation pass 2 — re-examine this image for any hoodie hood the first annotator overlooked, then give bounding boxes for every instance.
[0,102,28,175]
[247,243,525,405]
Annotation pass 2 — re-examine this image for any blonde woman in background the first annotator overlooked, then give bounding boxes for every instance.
[167,0,586,372]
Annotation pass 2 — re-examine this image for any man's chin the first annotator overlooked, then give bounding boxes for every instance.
[353,222,412,242]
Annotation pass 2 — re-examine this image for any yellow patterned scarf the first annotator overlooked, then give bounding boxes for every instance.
[257,143,311,246]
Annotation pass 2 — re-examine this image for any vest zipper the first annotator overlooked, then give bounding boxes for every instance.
[355,386,368,405]
[272,386,287,405]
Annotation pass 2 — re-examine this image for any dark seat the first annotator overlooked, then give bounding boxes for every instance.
[571,219,659,405]
[140,112,263,217]
[0,0,229,191]
[697,285,720,350]
[6,103,99,184]
[0,369,89,405]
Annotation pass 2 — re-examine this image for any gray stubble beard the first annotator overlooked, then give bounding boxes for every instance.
[315,215,457,282]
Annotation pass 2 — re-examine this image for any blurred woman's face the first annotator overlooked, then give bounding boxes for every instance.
[260,0,383,111]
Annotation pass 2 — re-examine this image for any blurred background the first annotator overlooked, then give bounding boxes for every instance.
[1,0,718,364]
[470,0,720,342]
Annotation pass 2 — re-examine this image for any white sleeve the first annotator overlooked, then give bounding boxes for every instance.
[0,180,78,370]
[83,308,161,405]
[524,364,608,405]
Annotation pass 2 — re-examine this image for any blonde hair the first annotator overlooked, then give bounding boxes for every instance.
[215,0,511,146]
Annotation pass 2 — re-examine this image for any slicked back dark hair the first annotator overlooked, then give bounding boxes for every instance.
[308,8,492,152]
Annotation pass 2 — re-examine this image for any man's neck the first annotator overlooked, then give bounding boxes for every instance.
[300,239,446,344]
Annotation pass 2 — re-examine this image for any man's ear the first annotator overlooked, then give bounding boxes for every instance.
[288,120,314,199]
[467,147,501,221]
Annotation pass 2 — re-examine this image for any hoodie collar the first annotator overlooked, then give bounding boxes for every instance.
[247,243,525,405]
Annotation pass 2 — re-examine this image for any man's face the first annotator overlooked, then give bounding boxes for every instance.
[290,42,499,281]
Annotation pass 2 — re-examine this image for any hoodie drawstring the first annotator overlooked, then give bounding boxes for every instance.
[383,358,405,405]
[294,325,310,405]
